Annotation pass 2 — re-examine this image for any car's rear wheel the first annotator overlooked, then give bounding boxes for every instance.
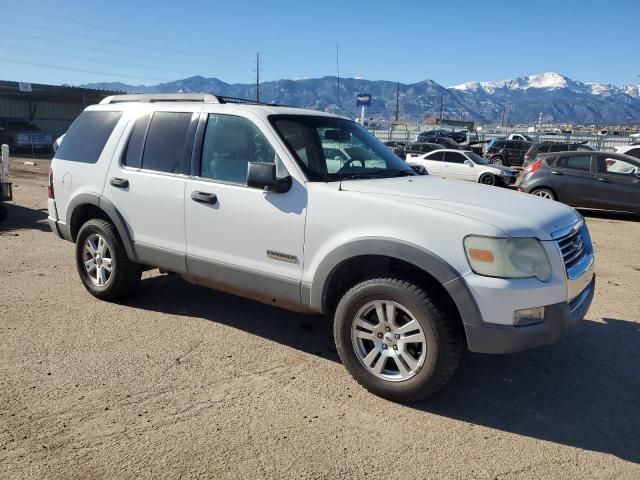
[532,188,556,200]
[334,277,465,402]
[75,219,142,300]
[490,156,504,165]
[479,173,497,186]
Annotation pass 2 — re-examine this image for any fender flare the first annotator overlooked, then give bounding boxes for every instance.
[67,193,137,261]
[307,237,483,328]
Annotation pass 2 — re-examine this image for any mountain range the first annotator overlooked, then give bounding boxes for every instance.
[82,72,640,125]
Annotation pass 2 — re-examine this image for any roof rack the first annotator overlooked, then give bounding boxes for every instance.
[99,93,220,104]
[99,93,283,107]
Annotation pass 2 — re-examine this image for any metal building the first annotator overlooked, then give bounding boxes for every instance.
[0,80,120,139]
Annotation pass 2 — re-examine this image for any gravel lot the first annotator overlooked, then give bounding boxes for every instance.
[1,157,639,479]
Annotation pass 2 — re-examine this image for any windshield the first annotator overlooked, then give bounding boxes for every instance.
[270,115,415,181]
[467,152,489,165]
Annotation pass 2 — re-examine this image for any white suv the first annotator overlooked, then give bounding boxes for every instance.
[48,94,595,402]
[406,149,519,186]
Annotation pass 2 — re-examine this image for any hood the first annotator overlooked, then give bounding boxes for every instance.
[339,176,579,240]
[486,164,517,174]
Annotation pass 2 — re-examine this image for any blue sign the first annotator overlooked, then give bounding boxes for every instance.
[356,93,371,107]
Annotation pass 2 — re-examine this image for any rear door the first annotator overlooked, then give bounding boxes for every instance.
[420,150,444,174]
[548,154,596,207]
[592,154,640,211]
[105,107,199,272]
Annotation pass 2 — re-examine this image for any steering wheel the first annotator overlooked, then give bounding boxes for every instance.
[340,158,366,170]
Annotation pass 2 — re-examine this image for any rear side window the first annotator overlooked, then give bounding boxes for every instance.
[426,151,445,161]
[505,141,519,149]
[554,155,592,171]
[493,141,506,149]
[141,112,193,173]
[624,148,640,160]
[55,110,121,163]
[122,113,151,169]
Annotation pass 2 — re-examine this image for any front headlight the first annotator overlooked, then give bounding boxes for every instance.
[464,236,552,281]
[499,170,510,176]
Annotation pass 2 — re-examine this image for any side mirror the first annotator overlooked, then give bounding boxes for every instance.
[247,162,292,193]
[464,159,474,167]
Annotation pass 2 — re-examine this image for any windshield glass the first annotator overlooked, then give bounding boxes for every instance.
[467,152,489,164]
[270,115,414,181]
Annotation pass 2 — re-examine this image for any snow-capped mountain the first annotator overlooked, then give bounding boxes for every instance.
[82,72,640,124]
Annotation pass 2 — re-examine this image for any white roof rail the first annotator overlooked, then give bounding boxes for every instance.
[99,93,221,104]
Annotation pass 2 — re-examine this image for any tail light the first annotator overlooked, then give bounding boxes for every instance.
[48,168,54,199]
[525,159,542,175]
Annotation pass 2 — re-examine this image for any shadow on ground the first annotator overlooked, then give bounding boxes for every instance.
[127,274,640,463]
[579,208,640,223]
[0,203,49,234]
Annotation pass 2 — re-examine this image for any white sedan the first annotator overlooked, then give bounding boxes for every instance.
[407,149,519,187]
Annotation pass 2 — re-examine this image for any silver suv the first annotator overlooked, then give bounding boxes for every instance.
[48,94,595,402]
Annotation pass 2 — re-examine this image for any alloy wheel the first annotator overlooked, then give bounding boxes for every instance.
[82,233,113,287]
[351,300,427,382]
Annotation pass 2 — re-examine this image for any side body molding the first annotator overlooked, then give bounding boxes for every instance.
[306,237,483,328]
[66,192,137,261]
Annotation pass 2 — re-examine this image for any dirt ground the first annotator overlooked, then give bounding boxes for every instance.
[1,157,639,480]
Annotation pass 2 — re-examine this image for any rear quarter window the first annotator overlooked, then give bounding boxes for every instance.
[54,110,122,163]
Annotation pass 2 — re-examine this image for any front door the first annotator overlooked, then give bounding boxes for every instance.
[592,154,640,212]
[184,112,307,305]
[443,151,474,181]
[548,154,595,207]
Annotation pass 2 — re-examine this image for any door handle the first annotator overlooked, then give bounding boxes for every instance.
[597,177,611,183]
[191,191,218,204]
[110,177,129,188]
[550,170,564,176]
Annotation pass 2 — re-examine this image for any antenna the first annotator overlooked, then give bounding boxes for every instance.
[336,44,341,115]
[256,52,260,102]
[395,82,400,122]
[336,44,343,191]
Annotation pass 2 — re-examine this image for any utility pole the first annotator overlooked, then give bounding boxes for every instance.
[395,83,400,122]
[507,108,511,127]
[255,52,260,102]
[439,94,444,126]
[501,107,506,127]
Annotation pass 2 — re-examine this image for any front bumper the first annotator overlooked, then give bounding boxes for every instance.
[464,277,595,353]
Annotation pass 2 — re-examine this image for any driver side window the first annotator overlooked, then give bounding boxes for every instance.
[200,114,275,185]
[596,156,640,176]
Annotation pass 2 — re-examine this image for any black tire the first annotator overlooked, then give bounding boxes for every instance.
[334,277,465,403]
[531,188,556,200]
[75,219,141,300]
[479,173,497,186]
[490,156,504,166]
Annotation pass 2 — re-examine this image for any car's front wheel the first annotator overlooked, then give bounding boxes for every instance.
[479,173,497,186]
[75,219,142,300]
[334,277,465,402]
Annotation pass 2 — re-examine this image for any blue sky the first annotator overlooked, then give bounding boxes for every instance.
[1,0,638,87]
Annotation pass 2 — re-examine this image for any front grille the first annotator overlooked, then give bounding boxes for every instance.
[557,228,587,271]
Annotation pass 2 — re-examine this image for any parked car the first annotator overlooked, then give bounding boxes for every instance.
[0,119,53,153]
[404,142,443,160]
[407,149,518,187]
[485,140,532,166]
[507,133,533,142]
[519,151,640,213]
[416,129,467,144]
[47,93,595,402]
[615,144,640,160]
[523,141,593,168]
[383,140,409,159]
